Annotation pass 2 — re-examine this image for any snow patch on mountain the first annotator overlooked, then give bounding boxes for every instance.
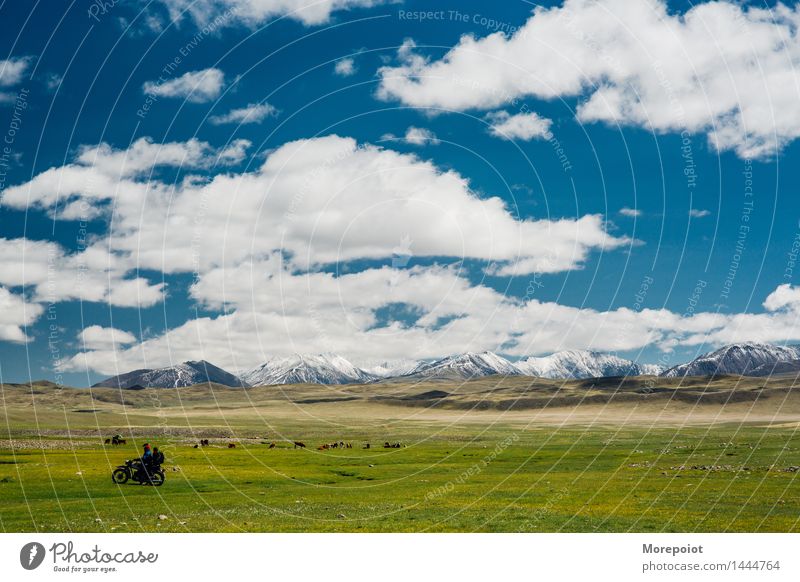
[515,350,653,379]
[361,359,421,378]
[241,354,376,386]
[406,352,520,379]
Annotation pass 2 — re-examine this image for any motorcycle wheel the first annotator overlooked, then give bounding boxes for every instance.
[150,471,165,487]
[112,468,129,484]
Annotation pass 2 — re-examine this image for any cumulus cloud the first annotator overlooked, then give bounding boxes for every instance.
[0,286,42,343]
[61,259,800,375]
[209,102,278,125]
[0,238,166,308]
[155,0,387,27]
[1,137,250,219]
[334,57,356,76]
[0,57,31,87]
[486,111,553,141]
[689,208,711,218]
[378,0,800,159]
[4,134,627,277]
[78,326,138,350]
[402,126,439,145]
[143,68,225,103]
[619,207,642,217]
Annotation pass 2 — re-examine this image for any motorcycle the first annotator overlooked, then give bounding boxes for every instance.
[111,459,165,486]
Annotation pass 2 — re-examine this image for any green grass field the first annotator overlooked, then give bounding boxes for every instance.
[1,380,800,532]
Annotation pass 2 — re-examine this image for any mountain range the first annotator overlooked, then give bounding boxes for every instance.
[91,342,800,389]
[92,360,246,389]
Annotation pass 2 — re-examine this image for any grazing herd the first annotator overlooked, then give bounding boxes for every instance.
[191,439,403,450]
[103,436,126,445]
[107,435,403,451]
[318,441,352,450]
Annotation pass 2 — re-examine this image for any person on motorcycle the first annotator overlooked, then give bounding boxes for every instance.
[152,447,165,467]
[137,443,153,483]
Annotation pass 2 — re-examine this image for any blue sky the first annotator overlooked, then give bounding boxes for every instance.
[2,0,800,386]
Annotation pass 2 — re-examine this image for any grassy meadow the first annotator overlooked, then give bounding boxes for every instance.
[1,377,799,532]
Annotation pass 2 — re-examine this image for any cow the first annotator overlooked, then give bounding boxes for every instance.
[228,443,236,449]
[317,444,329,450]
[268,442,276,449]
[363,443,370,449]
[193,444,199,449]
[104,438,110,445]
[293,441,306,449]
[200,439,210,446]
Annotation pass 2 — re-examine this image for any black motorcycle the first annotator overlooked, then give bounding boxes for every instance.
[112,459,165,486]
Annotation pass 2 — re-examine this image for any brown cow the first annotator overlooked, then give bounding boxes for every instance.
[228,443,236,449]
[317,444,329,450]
[293,441,306,449]
[268,442,276,449]
[104,438,110,445]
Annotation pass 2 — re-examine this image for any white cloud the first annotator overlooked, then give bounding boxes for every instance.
[155,0,387,27]
[78,326,137,350]
[1,137,249,219]
[0,286,42,343]
[334,57,357,76]
[4,134,627,277]
[378,0,800,159]
[689,208,711,218]
[44,73,64,91]
[619,207,642,217]
[403,126,439,146]
[486,111,553,141]
[61,260,800,375]
[209,102,278,125]
[763,284,800,312]
[0,57,31,87]
[0,238,165,308]
[143,68,225,103]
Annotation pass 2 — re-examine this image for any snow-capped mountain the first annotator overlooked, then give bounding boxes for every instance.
[515,350,659,379]
[661,342,800,377]
[241,354,376,386]
[639,363,667,376]
[361,359,421,378]
[93,360,246,389]
[405,352,520,379]
[92,344,800,389]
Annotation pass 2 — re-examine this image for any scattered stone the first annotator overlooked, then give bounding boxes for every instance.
[95,518,102,522]
[337,513,346,519]
[368,464,374,468]
[76,471,83,476]
[158,514,168,520]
